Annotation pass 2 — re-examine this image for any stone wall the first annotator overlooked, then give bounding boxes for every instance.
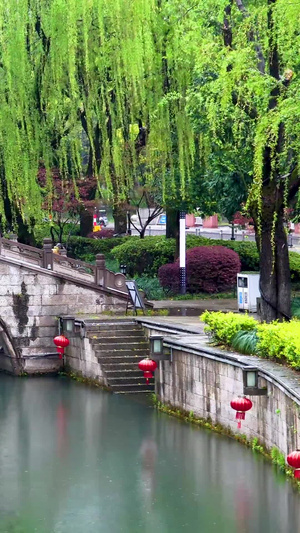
[138,321,300,457]
[156,351,299,456]
[0,257,127,374]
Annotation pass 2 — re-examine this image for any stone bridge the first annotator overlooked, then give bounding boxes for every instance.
[0,237,131,374]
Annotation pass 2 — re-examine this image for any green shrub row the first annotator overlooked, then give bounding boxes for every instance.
[201,311,300,369]
[111,234,300,281]
[66,235,132,262]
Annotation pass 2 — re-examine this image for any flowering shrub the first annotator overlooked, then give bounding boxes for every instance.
[158,246,241,294]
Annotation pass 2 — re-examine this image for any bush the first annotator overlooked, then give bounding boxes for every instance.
[67,235,130,262]
[186,235,259,271]
[201,311,257,345]
[256,321,300,368]
[112,236,176,277]
[134,276,166,300]
[289,252,300,282]
[201,311,300,370]
[158,246,241,294]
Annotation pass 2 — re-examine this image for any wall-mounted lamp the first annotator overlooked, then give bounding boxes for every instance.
[120,264,127,276]
[243,366,267,396]
[150,335,171,361]
[65,319,74,333]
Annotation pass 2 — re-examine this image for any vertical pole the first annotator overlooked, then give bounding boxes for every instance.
[231,222,235,240]
[179,211,186,295]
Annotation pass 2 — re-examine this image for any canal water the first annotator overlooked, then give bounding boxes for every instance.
[0,374,299,533]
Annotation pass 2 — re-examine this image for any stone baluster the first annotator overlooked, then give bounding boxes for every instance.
[95,254,106,286]
[43,238,53,270]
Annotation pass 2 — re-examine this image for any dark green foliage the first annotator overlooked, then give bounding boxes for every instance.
[231,330,258,355]
[112,236,176,276]
[289,252,300,282]
[67,236,131,262]
[134,276,166,300]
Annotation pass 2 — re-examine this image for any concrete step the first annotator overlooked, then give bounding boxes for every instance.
[107,376,154,386]
[97,355,145,365]
[85,322,137,332]
[87,329,145,339]
[109,383,155,393]
[114,390,154,394]
[92,341,149,350]
[96,348,149,358]
[104,368,144,377]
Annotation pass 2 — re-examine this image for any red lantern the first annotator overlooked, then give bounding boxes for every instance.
[138,358,157,384]
[53,335,70,359]
[230,397,253,429]
[287,450,300,478]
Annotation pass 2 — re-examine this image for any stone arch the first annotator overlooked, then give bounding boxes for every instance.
[0,318,22,374]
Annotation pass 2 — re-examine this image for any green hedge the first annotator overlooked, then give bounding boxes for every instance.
[112,234,300,281]
[67,235,132,263]
[201,311,300,369]
[112,236,176,276]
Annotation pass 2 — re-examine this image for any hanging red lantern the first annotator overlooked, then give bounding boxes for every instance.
[287,450,300,478]
[53,335,70,359]
[230,397,253,429]
[138,358,157,384]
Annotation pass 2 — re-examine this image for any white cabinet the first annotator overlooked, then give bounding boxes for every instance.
[237,273,260,312]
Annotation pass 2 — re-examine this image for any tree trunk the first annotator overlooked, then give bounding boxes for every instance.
[254,188,291,322]
[80,210,93,237]
[113,204,127,235]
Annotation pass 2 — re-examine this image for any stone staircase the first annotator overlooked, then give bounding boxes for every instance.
[86,320,154,394]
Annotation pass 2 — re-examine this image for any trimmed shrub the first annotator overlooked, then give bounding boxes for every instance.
[67,235,131,262]
[186,235,259,271]
[256,321,300,368]
[289,252,300,282]
[201,311,300,369]
[134,276,166,300]
[112,236,176,277]
[159,246,241,294]
[201,311,257,345]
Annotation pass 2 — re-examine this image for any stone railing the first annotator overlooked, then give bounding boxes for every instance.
[0,237,43,266]
[0,237,127,294]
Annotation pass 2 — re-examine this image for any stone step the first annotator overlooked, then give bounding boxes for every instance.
[109,383,155,393]
[92,340,149,350]
[87,329,145,339]
[107,376,154,386]
[114,390,153,394]
[96,347,149,358]
[105,369,145,378]
[85,322,137,332]
[97,355,145,365]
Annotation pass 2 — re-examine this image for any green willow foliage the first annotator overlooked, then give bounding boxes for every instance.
[186,0,300,215]
[0,0,197,221]
[1,0,300,228]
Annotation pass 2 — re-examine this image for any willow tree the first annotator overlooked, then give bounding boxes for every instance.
[185,0,300,321]
[0,0,196,234]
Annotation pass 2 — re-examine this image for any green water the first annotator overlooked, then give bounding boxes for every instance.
[0,374,299,533]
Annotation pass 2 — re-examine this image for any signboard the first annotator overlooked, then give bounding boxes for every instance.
[125,280,145,314]
[158,214,167,225]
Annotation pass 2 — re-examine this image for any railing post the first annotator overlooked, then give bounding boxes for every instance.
[95,254,106,286]
[43,238,53,270]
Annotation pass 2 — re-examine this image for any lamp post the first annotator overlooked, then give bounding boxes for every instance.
[120,264,127,276]
[231,222,236,241]
[179,211,186,295]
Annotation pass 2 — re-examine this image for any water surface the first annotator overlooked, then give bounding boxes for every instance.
[0,374,299,532]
